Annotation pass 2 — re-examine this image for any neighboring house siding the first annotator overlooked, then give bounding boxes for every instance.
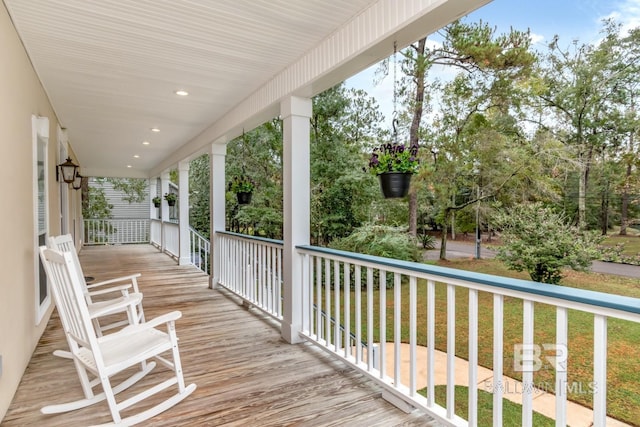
[90,178,149,219]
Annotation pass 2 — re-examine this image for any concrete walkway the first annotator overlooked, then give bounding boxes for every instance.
[387,343,630,426]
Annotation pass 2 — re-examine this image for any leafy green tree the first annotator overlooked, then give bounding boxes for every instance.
[388,20,536,238]
[536,20,635,230]
[226,120,283,238]
[310,84,380,245]
[108,178,147,203]
[83,185,113,219]
[493,202,602,284]
[189,154,210,238]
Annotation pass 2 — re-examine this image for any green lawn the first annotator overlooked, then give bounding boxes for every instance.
[602,234,640,255]
[417,385,555,426]
[338,259,640,425]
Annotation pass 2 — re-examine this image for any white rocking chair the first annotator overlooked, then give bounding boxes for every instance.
[48,234,146,359]
[39,247,196,426]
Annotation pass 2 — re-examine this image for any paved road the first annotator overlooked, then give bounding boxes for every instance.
[425,239,640,279]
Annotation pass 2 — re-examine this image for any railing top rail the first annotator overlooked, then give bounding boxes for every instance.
[217,231,284,247]
[189,226,209,242]
[297,244,640,317]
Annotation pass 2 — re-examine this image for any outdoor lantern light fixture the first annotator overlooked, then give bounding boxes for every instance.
[71,173,83,190]
[57,157,78,183]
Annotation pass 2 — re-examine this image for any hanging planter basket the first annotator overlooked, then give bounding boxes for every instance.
[237,191,252,205]
[378,172,412,198]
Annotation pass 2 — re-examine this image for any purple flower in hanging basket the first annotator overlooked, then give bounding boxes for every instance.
[366,141,420,175]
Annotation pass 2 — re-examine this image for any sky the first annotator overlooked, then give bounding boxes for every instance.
[346,0,640,123]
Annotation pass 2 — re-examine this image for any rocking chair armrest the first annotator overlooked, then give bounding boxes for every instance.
[87,273,142,289]
[98,311,183,343]
[87,283,132,297]
[88,293,143,319]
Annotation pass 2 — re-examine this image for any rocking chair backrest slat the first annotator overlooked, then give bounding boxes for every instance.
[39,247,98,352]
[48,234,86,293]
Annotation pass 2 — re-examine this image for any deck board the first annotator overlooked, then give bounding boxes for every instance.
[3,244,436,426]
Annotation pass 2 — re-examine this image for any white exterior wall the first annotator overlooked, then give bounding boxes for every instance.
[0,6,71,419]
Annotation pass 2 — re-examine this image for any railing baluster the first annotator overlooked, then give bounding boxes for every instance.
[343,262,350,359]
[409,275,417,396]
[379,270,386,376]
[493,293,504,425]
[522,299,534,427]
[394,272,401,386]
[556,306,568,426]
[468,288,478,425]
[334,260,340,353]
[315,256,322,340]
[277,246,282,317]
[301,252,310,334]
[355,266,362,363]
[593,314,608,427]
[366,267,373,371]
[325,258,331,346]
[446,284,456,419]
[427,279,435,408]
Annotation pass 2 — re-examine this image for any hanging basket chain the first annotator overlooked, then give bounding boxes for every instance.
[392,41,399,145]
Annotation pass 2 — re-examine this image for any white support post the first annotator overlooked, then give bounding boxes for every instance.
[149,178,158,220]
[209,142,227,289]
[160,172,170,252]
[281,95,312,344]
[178,161,191,265]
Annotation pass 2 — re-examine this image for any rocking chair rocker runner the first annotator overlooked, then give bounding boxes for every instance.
[48,234,146,359]
[39,247,196,425]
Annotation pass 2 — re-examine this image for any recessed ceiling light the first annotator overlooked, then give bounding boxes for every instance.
[142,141,150,145]
[127,165,132,168]
[151,127,160,132]
[133,154,140,158]
[175,90,189,96]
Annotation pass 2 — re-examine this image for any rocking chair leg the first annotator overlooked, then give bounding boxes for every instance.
[53,349,73,359]
[88,383,196,427]
[41,362,156,414]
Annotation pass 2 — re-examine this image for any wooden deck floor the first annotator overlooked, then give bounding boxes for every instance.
[3,244,436,426]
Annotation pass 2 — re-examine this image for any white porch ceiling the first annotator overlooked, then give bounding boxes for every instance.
[4,0,489,178]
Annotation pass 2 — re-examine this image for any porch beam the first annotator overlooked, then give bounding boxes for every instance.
[281,95,312,344]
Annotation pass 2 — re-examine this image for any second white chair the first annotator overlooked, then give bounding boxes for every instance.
[48,234,146,358]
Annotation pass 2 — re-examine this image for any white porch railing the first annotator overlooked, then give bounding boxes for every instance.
[163,221,179,258]
[83,218,149,245]
[217,232,284,321]
[84,224,639,426]
[190,228,210,274]
[295,245,640,427]
[150,218,162,247]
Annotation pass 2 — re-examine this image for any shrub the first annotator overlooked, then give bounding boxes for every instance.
[493,203,603,284]
[419,231,436,249]
[329,225,421,289]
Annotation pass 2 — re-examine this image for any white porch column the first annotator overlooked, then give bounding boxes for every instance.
[178,161,191,265]
[149,178,158,219]
[281,95,312,344]
[160,172,170,252]
[209,142,227,289]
